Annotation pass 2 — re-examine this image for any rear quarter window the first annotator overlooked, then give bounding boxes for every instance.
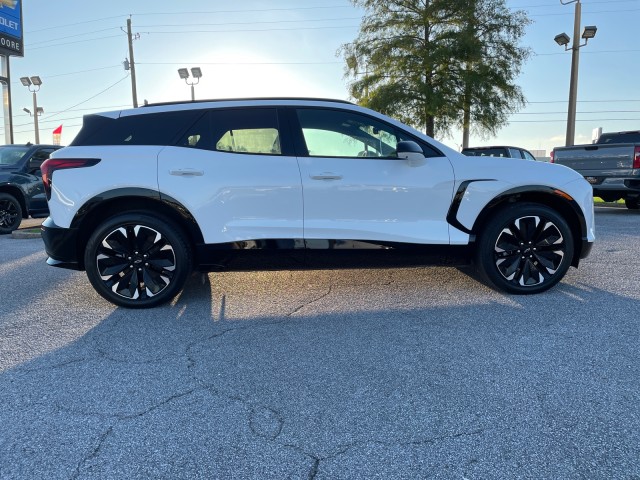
[71,110,205,146]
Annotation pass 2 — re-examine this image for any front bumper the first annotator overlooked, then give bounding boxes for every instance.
[41,217,83,270]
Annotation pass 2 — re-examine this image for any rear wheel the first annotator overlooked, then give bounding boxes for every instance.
[624,197,639,210]
[475,203,574,294]
[84,213,192,308]
[0,193,22,234]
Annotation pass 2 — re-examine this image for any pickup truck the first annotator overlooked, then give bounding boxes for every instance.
[551,131,640,209]
[0,144,62,234]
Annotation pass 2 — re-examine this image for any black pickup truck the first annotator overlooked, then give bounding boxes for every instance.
[0,144,62,234]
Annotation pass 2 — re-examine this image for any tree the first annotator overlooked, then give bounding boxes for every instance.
[340,0,530,143]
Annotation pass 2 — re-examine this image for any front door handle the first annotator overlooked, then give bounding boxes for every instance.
[310,172,343,180]
[170,169,204,177]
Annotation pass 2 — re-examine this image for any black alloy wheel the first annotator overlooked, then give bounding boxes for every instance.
[476,203,574,294]
[85,213,191,308]
[0,193,23,234]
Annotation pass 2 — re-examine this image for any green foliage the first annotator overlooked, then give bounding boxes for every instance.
[340,0,531,139]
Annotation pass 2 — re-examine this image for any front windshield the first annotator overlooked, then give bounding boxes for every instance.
[0,146,29,166]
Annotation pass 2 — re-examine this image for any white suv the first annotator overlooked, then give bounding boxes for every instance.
[41,98,595,308]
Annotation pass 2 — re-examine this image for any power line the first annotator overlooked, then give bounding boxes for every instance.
[45,75,131,121]
[513,110,640,115]
[528,99,640,104]
[510,118,640,123]
[25,5,353,35]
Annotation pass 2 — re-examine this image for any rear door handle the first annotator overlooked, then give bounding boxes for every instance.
[310,172,343,180]
[170,169,204,176]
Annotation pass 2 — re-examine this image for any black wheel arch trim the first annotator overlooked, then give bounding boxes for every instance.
[70,187,205,244]
[446,179,495,235]
[447,181,589,246]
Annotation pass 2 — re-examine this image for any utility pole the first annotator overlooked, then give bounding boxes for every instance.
[126,17,139,108]
[32,90,40,143]
[555,0,596,147]
[566,0,581,147]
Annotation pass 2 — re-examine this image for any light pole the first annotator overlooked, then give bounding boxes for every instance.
[555,0,597,147]
[178,67,202,101]
[20,76,43,144]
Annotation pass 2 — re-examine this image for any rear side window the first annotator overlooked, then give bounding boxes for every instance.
[176,108,282,155]
[71,110,205,146]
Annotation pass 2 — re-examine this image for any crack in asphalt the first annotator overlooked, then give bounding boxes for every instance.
[287,285,333,317]
[70,425,113,480]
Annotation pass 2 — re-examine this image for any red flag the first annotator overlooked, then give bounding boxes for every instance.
[53,125,63,135]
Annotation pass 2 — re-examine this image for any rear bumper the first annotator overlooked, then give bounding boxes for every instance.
[590,177,640,194]
[41,217,83,270]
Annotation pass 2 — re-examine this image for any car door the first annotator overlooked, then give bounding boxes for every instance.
[291,107,455,246]
[157,107,303,246]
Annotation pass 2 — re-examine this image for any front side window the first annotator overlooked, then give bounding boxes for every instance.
[296,108,399,158]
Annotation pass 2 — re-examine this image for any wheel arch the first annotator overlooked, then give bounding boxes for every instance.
[470,186,587,267]
[0,185,28,219]
[70,188,204,269]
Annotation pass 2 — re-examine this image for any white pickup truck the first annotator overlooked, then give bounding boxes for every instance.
[551,130,640,209]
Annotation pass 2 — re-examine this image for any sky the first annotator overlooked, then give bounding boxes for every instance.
[3,0,640,155]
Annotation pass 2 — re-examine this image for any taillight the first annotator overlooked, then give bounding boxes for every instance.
[634,146,640,169]
[41,158,100,200]
[550,150,555,163]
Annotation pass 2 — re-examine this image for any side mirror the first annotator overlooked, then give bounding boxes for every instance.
[396,141,426,167]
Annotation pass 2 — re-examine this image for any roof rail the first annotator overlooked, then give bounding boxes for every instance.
[141,97,355,108]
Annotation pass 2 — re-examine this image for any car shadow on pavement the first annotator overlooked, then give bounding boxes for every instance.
[1,273,639,479]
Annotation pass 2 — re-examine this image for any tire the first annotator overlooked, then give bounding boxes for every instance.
[475,203,574,294]
[84,213,192,308]
[624,197,639,210]
[0,193,23,234]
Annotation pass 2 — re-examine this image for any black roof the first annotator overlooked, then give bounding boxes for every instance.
[141,97,355,108]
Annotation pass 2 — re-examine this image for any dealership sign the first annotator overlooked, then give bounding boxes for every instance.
[0,0,23,57]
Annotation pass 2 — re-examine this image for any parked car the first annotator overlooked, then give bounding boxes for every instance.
[551,130,640,209]
[462,146,538,161]
[0,143,62,234]
[40,98,595,308]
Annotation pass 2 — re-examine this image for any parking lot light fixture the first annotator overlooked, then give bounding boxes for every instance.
[178,66,202,101]
[581,26,597,40]
[21,75,43,144]
[554,33,570,47]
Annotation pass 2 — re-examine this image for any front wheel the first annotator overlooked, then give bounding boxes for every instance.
[0,193,23,234]
[475,203,574,294]
[84,213,192,308]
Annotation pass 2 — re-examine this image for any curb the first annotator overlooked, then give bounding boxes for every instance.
[11,229,42,239]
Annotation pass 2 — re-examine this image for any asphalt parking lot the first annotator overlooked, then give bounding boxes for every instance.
[1,206,639,479]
